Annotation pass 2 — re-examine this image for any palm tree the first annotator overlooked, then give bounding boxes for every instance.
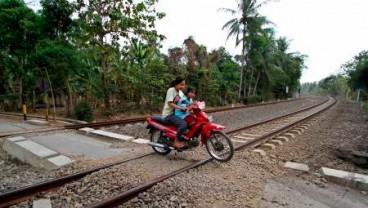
[220,0,274,101]
[274,37,305,95]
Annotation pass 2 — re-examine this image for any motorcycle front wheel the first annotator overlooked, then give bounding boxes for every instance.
[205,131,234,162]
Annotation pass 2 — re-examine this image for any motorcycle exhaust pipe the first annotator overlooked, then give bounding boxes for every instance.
[148,142,175,150]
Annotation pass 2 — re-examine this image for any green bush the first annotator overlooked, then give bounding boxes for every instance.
[243,96,263,104]
[74,101,94,122]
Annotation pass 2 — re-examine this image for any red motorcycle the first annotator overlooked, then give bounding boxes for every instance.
[146,102,234,162]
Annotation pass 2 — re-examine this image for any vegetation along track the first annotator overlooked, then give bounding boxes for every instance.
[0,97,334,207]
[0,98,302,138]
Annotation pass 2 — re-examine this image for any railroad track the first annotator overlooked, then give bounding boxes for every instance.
[88,97,336,207]
[0,98,302,138]
[0,97,334,207]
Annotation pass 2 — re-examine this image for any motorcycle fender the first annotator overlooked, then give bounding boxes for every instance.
[201,123,225,138]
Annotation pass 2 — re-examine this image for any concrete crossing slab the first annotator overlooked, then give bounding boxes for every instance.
[321,167,368,191]
[0,118,38,132]
[30,133,131,159]
[33,198,52,208]
[16,140,57,158]
[78,127,95,134]
[133,138,150,144]
[3,137,72,169]
[91,130,134,141]
[47,155,73,167]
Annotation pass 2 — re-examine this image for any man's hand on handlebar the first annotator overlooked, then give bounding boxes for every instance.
[181,106,188,111]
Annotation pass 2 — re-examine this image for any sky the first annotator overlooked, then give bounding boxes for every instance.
[154,0,368,83]
[28,0,368,83]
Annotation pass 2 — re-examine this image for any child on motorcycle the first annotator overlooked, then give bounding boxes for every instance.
[175,87,196,119]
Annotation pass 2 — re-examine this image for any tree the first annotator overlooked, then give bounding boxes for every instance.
[40,0,74,42]
[32,40,84,117]
[0,0,40,108]
[343,50,368,91]
[220,0,275,101]
[75,0,165,110]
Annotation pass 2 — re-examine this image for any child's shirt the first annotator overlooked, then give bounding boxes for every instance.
[174,95,192,119]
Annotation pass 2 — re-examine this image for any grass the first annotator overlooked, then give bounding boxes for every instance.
[362,101,368,113]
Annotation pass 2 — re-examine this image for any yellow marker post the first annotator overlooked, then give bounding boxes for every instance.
[45,109,49,121]
[22,104,27,121]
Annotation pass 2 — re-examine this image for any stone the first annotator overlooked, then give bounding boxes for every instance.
[284,162,310,172]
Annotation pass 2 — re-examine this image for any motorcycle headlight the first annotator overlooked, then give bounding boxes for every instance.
[208,115,214,122]
[198,102,206,110]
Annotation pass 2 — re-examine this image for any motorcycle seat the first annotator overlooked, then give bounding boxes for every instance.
[151,115,170,125]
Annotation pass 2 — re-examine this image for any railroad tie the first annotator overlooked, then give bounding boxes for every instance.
[241,133,260,137]
[252,149,267,157]
[268,139,283,146]
[259,143,276,150]
[233,135,254,140]
[298,125,308,130]
[284,133,296,138]
[295,127,305,133]
[289,129,302,135]
[301,124,311,128]
[275,136,289,142]
[231,139,249,143]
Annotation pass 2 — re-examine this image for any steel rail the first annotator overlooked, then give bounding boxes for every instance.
[87,97,336,207]
[0,112,85,124]
[64,98,303,129]
[0,127,65,138]
[0,153,155,208]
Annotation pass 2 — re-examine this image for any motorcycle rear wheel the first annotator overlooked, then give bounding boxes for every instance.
[205,131,234,162]
[150,130,171,155]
